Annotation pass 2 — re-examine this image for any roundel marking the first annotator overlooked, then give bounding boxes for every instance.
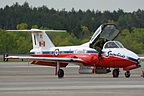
[54,49,59,57]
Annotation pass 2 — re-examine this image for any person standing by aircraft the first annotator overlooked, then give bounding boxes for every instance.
[93,38,107,60]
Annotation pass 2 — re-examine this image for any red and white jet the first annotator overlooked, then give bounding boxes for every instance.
[6,24,142,78]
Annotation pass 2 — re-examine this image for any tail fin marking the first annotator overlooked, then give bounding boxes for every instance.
[31,31,54,50]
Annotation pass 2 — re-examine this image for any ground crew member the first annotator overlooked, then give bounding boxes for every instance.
[93,38,107,60]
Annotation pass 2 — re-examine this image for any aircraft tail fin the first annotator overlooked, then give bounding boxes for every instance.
[31,29,54,50]
[6,29,66,51]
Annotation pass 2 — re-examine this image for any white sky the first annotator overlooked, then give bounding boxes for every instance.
[0,0,144,12]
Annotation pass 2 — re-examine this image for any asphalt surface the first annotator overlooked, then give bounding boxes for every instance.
[0,62,144,96]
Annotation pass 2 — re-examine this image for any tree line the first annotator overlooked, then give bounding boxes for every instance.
[0,2,144,54]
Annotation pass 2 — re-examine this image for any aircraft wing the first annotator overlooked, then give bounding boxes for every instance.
[6,29,66,32]
[6,56,82,62]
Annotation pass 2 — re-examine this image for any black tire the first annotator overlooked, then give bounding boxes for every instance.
[112,69,119,78]
[3,54,8,62]
[58,69,64,78]
[125,71,130,78]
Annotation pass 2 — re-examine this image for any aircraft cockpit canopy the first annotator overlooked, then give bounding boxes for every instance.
[89,24,120,48]
[103,41,124,49]
[100,24,120,41]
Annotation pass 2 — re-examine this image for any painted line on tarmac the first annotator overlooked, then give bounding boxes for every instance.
[0,85,144,91]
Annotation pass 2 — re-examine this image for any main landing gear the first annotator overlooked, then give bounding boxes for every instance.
[112,69,131,78]
[56,61,64,78]
[58,69,64,78]
[112,69,119,78]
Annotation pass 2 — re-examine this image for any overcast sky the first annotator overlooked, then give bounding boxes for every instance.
[0,0,144,12]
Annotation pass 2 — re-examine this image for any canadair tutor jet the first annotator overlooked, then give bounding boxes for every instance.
[6,24,142,78]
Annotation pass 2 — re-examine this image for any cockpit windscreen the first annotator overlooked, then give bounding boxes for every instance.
[104,41,124,49]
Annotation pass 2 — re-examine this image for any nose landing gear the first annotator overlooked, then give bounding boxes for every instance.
[125,71,131,78]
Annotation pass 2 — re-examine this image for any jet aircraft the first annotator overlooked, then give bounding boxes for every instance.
[6,24,142,78]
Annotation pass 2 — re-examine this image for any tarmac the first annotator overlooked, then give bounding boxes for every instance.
[0,62,144,96]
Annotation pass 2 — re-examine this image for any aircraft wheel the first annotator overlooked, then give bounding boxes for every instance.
[58,69,64,78]
[112,69,119,78]
[125,71,130,78]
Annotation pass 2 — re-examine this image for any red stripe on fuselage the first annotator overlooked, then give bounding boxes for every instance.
[30,54,138,68]
[98,56,138,68]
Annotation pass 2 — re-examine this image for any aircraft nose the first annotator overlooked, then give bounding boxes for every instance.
[123,58,141,71]
[134,58,141,69]
[137,58,141,67]
[126,49,140,64]
[137,58,141,64]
